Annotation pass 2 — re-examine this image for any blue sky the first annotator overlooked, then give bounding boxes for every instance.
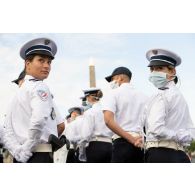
[0,33,195,124]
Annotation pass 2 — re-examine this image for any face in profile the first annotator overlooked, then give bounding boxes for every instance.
[25,55,52,80]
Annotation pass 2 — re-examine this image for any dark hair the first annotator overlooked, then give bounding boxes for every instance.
[73,109,82,115]
[174,76,178,84]
[167,66,178,84]
[25,54,53,62]
[25,54,35,62]
[96,90,103,98]
[90,90,103,101]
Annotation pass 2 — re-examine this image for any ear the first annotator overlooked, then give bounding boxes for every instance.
[25,60,31,71]
[86,96,91,102]
[172,68,176,75]
[118,75,124,82]
[169,67,176,75]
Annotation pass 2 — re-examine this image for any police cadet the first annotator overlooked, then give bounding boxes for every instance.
[4,68,64,163]
[102,66,148,163]
[13,69,65,137]
[2,69,26,163]
[80,88,113,163]
[144,48,195,163]
[3,37,59,163]
[65,107,84,163]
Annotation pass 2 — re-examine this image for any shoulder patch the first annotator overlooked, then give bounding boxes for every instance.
[37,90,49,101]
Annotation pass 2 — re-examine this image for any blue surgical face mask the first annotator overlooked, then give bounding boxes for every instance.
[82,101,87,107]
[149,71,168,88]
[83,100,92,111]
[110,80,119,89]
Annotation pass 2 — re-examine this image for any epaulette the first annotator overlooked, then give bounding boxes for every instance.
[158,87,169,90]
[29,79,41,82]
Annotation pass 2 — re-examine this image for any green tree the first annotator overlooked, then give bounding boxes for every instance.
[187,141,195,152]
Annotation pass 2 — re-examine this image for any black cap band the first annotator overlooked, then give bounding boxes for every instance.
[148,60,176,67]
[25,45,53,57]
[150,55,177,66]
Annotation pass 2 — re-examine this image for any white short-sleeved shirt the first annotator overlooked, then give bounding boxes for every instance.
[4,75,58,144]
[53,101,64,125]
[81,101,113,142]
[65,115,84,143]
[144,81,195,144]
[102,83,148,133]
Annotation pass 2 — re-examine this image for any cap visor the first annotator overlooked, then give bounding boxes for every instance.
[105,75,112,82]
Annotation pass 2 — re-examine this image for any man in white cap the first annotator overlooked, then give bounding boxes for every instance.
[144,48,195,162]
[102,66,147,163]
[3,37,61,163]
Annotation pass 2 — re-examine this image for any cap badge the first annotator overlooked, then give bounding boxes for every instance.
[152,50,158,55]
[44,39,50,45]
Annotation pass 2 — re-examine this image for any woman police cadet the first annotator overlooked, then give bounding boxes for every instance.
[80,88,113,163]
[144,48,195,163]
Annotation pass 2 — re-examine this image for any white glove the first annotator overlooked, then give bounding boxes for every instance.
[78,142,87,162]
[14,147,32,163]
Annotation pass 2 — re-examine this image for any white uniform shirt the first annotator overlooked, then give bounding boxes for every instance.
[144,81,195,144]
[65,115,84,143]
[80,101,113,142]
[53,101,64,125]
[102,83,148,133]
[4,75,58,146]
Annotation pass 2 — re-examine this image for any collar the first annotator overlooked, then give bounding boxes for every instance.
[120,82,132,87]
[158,81,176,90]
[75,115,83,120]
[24,75,41,81]
[158,87,169,90]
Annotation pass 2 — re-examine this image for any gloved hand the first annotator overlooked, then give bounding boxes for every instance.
[14,146,32,163]
[176,129,193,146]
[78,143,87,162]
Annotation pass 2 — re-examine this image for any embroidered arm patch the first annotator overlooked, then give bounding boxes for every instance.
[37,90,49,101]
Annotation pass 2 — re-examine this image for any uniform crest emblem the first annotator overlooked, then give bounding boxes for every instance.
[37,90,48,101]
[152,50,158,55]
[44,39,50,45]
